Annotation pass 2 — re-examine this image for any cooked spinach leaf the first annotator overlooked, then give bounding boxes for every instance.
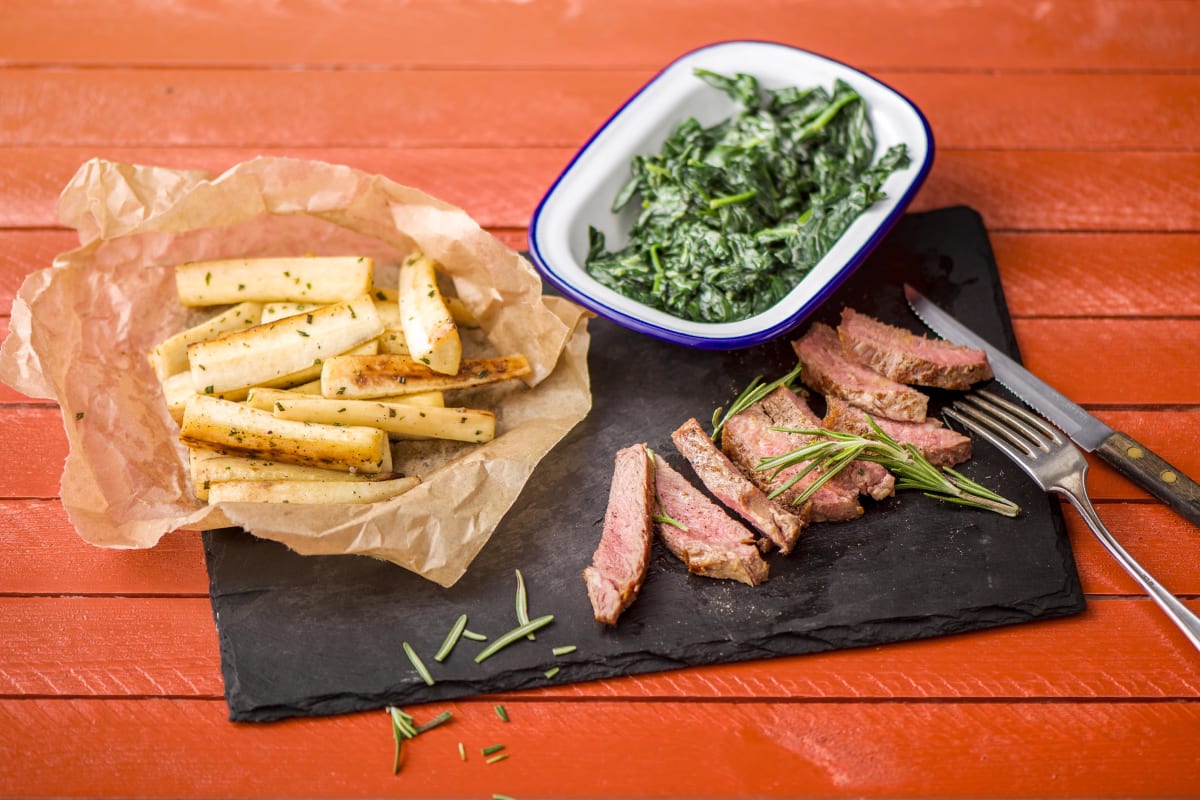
[586,69,910,324]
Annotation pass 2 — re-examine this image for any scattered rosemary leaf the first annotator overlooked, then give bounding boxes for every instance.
[75,412,85,420]
[458,742,467,761]
[514,569,534,640]
[415,710,453,734]
[711,363,804,441]
[486,753,510,765]
[435,614,468,662]
[494,704,509,722]
[551,645,576,657]
[493,794,517,800]
[462,629,488,642]
[473,615,554,664]
[544,666,560,679]
[482,743,506,756]
[403,641,435,686]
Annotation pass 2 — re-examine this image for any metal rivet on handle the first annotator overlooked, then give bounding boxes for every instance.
[1161,470,1178,484]
[1127,446,1145,459]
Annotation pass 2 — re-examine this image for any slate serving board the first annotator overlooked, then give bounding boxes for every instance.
[203,206,1085,722]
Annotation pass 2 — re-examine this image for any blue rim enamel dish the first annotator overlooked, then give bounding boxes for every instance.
[528,40,935,349]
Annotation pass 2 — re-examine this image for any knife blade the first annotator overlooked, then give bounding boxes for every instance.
[904,284,1200,529]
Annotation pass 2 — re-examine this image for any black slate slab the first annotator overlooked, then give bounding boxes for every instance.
[203,206,1085,722]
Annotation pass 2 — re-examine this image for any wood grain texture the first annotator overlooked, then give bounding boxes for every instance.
[4,70,1197,150]
[2,0,1196,71]
[0,698,1197,797]
[2,148,1199,232]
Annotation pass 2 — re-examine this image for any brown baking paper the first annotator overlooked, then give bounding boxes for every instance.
[0,157,592,587]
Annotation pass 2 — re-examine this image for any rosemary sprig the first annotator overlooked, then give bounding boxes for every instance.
[710,362,804,442]
[514,569,534,640]
[757,416,1020,517]
[474,616,555,663]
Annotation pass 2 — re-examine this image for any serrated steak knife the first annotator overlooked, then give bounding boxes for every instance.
[905,284,1200,528]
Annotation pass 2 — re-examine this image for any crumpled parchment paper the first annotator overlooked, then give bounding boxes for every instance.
[0,156,592,587]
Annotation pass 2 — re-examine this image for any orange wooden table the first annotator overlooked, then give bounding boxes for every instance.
[2,2,1198,796]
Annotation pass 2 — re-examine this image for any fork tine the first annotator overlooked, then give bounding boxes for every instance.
[973,390,1063,445]
[954,394,1051,454]
[943,406,1039,469]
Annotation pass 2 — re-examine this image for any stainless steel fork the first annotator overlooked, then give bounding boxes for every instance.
[946,389,1200,652]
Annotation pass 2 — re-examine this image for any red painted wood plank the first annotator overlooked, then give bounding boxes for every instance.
[0,500,209,595]
[3,70,1197,150]
[0,698,1196,797]
[993,232,1200,318]
[2,148,1199,233]
[2,0,1195,71]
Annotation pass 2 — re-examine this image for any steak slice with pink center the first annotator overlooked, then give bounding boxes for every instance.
[652,453,769,587]
[760,386,895,503]
[793,322,929,422]
[671,417,807,554]
[721,398,864,523]
[584,442,655,625]
[823,396,973,468]
[838,307,993,390]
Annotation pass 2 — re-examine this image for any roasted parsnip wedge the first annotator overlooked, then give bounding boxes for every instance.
[207,475,420,505]
[377,328,408,355]
[175,256,373,307]
[374,287,478,328]
[148,302,262,380]
[189,451,386,501]
[180,395,390,473]
[246,386,444,412]
[320,354,531,399]
[187,295,383,395]
[271,396,494,443]
[398,252,461,375]
[260,301,325,324]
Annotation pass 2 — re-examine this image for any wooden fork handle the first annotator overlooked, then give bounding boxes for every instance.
[1097,431,1200,529]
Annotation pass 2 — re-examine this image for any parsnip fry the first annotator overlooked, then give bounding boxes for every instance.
[260,301,325,324]
[189,450,384,501]
[148,302,262,380]
[272,396,494,443]
[374,287,478,328]
[398,252,461,375]
[187,295,383,395]
[175,257,373,307]
[246,386,444,412]
[180,395,389,473]
[321,354,532,399]
[207,475,420,505]
[377,327,408,355]
[162,372,246,423]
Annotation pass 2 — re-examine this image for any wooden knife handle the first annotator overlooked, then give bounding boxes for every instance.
[1097,431,1200,529]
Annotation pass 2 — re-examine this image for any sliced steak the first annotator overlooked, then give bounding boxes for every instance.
[583,443,655,626]
[838,307,993,390]
[721,399,864,523]
[793,322,929,422]
[823,395,973,468]
[760,386,895,502]
[652,453,769,587]
[671,417,806,554]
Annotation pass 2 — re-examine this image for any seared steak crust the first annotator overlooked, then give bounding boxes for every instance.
[823,396,973,468]
[652,454,769,587]
[793,323,929,422]
[838,307,993,390]
[671,418,806,554]
[584,443,655,625]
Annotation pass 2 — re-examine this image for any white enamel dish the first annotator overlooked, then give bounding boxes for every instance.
[528,40,934,349]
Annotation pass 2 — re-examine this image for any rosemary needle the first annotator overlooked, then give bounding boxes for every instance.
[403,641,435,686]
[482,744,506,756]
[514,569,534,640]
[415,710,452,734]
[544,666,560,679]
[462,629,488,641]
[711,363,804,441]
[474,615,555,663]
[434,614,468,662]
[551,645,577,657]
[458,742,467,761]
[494,704,509,722]
[486,753,510,765]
